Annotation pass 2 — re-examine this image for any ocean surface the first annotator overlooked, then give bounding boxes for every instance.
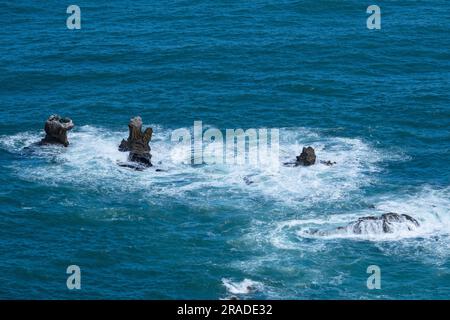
[0,0,449,299]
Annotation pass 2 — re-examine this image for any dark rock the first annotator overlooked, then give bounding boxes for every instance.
[246,285,256,292]
[305,212,420,237]
[129,152,152,166]
[119,116,153,167]
[118,139,129,152]
[320,160,336,166]
[117,161,146,171]
[282,162,297,167]
[349,212,419,234]
[295,146,316,166]
[39,115,74,147]
[243,176,254,185]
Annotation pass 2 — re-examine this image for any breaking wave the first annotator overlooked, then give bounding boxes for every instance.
[269,187,450,244]
[0,125,386,209]
[222,278,264,295]
[1,124,448,298]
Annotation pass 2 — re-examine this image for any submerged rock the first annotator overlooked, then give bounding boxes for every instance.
[350,212,419,234]
[118,116,153,167]
[117,161,146,171]
[39,115,74,147]
[308,212,420,236]
[296,146,316,166]
[320,160,337,166]
[243,176,254,185]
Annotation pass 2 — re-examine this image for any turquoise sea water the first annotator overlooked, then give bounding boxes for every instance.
[0,1,449,299]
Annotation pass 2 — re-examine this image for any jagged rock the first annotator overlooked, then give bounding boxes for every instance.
[39,115,74,147]
[118,116,153,167]
[296,146,316,166]
[307,212,420,236]
[351,212,419,234]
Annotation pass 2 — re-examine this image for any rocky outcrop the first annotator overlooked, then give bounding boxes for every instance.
[308,212,420,236]
[283,147,337,167]
[296,146,316,166]
[349,212,419,234]
[39,115,74,147]
[118,116,153,167]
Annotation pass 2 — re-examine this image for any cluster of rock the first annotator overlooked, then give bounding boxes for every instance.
[36,115,421,235]
[37,114,154,169]
[38,115,333,171]
[282,148,420,235]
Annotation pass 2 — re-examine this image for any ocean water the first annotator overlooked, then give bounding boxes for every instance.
[0,0,449,299]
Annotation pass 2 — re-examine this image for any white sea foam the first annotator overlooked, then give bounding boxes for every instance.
[222,278,263,295]
[0,125,386,208]
[2,125,448,298]
[268,187,450,244]
[0,131,45,151]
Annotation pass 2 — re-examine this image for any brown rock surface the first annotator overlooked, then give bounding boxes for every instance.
[118,116,153,167]
[39,115,74,147]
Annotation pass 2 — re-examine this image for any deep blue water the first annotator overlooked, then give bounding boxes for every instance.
[0,0,449,299]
